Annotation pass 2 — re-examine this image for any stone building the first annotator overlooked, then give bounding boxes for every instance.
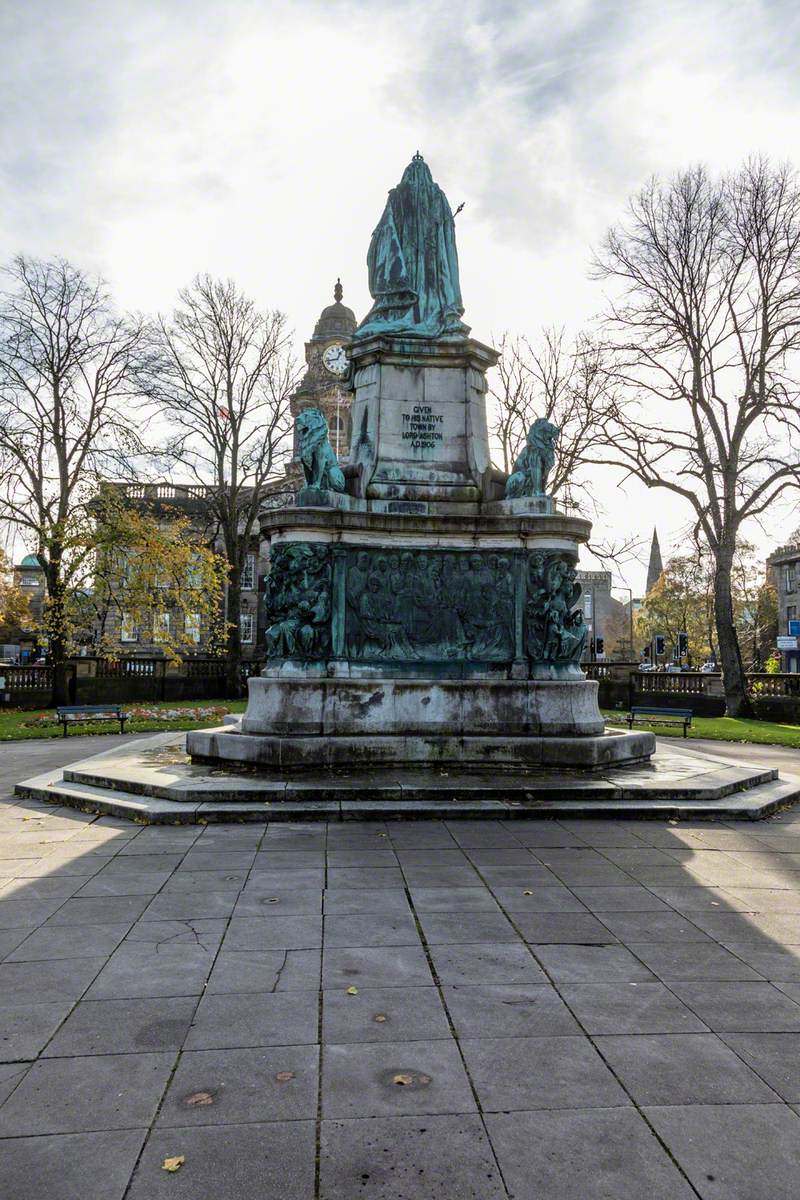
[6,553,46,659]
[768,541,800,672]
[577,569,631,660]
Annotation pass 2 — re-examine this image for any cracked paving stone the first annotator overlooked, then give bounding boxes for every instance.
[206,949,320,994]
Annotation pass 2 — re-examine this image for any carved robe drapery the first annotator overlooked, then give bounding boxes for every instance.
[356,154,469,340]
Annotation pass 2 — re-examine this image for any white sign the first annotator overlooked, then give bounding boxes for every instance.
[777,636,798,650]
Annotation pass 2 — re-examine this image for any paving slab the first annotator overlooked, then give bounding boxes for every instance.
[205,949,321,994]
[559,982,709,1035]
[184,990,319,1049]
[322,986,450,1044]
[645,1103,800,1200]
[319,1114,506,1199]
[43,995,197,1056]
[322,944,433,989]
[594,1032,779,1104]
[0,1129,147,1200]
[321,1038,476,1118]
[485,1107,698,1199]
[0,1051,175,1135]
[719,1032,800,1101]
[460,1034,630,1111]
[0,1001,74,1060]
[441,983,581,1038]
[156,1044,319,1126]
[428,942,546,986]
[125,1120,316,1200]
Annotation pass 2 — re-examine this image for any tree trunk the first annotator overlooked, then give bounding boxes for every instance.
[45,554,70,707]
[225,564,242,700]
[714,544,752,718]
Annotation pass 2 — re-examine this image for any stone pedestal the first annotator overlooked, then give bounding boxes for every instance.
[185,331,654,780]
[347,334,499,507]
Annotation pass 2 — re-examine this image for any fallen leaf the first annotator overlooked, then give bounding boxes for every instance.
[373,1014,387,1023]
[267,897,280,904]
[275,1071,294,1082]
[346,986,359,995]
[522,890,533,896]
[184,1092,214,1107]
[161,1156,185,1173]
[392,1073,414,1085]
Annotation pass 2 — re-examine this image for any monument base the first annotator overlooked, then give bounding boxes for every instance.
[186,676,654,771]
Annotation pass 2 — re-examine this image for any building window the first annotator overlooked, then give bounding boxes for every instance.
[240,611,255,644]
[121,614,137,643]
[583,594,593,619]
[153,612,171,640]
[241,553,256,591]
[785,565,797,593]
[788,605,797,626]
[185,613,201,644]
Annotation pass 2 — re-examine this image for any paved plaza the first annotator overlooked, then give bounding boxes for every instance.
[3,737,800,1198]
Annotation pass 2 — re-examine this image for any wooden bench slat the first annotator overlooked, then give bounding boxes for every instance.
[625,705,692,738]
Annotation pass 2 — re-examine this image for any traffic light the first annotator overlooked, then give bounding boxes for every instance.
[654,634,666,657]
[594,637,604,656]
[678,632,688,658]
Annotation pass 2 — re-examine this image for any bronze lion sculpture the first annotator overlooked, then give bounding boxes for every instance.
[505,417,560,498]
[296,407,345,493]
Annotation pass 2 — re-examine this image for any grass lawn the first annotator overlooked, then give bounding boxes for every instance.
[0,698,247,741]
[603,708,800,749]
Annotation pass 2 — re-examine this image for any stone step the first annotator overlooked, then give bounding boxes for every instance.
[15,766,800,824]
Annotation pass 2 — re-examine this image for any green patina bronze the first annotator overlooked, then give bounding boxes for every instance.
[264,544,331,659]
[296,408,345,492]
[505,418,560,498]
[264,542,588,677]
[355,152,469,341]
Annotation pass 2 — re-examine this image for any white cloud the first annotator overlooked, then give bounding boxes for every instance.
[1,0,799,586]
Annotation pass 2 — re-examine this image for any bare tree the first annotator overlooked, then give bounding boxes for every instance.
[0,256,146,702]
[593,159,800,715]
[147,276,295,698]
[489,328,640,565]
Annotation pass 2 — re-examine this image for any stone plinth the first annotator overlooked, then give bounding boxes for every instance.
[347,334,499,504]
[187,674,655,769]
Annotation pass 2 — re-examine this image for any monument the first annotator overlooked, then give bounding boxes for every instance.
[21,155,793,820]
[187,153,655,776]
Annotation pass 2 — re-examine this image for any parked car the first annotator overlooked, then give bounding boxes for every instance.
[699,661,718,673]
[665,664,682,673]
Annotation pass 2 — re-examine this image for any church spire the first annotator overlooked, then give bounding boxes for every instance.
[646,527,664,594]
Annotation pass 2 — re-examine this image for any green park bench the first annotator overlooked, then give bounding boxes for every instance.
[626,705,693,738]
[56,704,128,737]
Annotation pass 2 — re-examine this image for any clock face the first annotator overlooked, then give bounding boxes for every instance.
[323,342,349,377]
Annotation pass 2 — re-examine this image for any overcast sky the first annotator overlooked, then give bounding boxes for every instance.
[2,0,799,590]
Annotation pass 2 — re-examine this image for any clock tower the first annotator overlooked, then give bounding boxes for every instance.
[284,279,357,489]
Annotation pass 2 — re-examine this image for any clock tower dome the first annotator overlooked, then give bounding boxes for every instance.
[284,279,357,488]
